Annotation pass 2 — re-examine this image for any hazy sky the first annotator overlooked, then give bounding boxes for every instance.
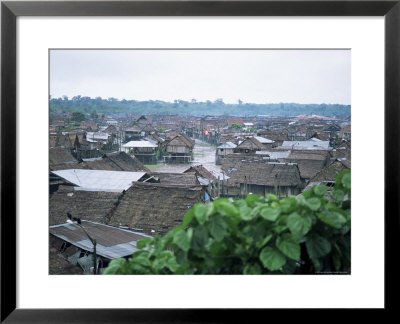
[50,49,351,105]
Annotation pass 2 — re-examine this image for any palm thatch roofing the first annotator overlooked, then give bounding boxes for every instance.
[108,182,205,236]
[183,165,217,181]
[221,153,276,171]
[49,186,122,225]
[148,172,200,185]
[224,161,302,188]
[104,125,118,134]
[49,147,81,171]
[180,133,195,147]
[166,134,195,149]
[310,159,351,182]
[282,150,330,180]
[236,137,264,151]
[50,151,150,172]
[103,152,150,172]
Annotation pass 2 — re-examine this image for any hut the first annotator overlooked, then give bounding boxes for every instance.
[164,134,194,163]
[122,140,158,163]
[216,142,237,164]
[108,182,206,236]
[49,220,152,274]
[184,165,219,198]
[124,126,141,142]
[223,161,303,198]
[253,136,275,150]
[235,137,264,154]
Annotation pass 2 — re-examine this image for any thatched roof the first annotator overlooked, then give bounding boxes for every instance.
[148,172,200,185]
[50,152,150,172]
[224,161,302,188]
[102,152,150,172]
[310,159,351,182]
[49,187,121,225]
[282,150,329,180]
[236,137,264,151]
[180,133,195,147]
[49,147,80,171]
[183,165,217,181]
[108,182,205,236]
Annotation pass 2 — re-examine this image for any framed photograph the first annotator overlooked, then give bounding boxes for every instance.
[1,0,399,321]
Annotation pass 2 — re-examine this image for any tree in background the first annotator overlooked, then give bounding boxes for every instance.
[71,111,86,122]
[228,123,243,129]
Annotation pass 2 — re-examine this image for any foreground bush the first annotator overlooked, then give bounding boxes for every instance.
[104,170,350,275]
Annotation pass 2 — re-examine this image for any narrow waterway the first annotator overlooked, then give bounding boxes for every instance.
[145,139,221,174]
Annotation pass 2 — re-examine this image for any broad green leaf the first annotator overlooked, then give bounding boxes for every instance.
[317,210,347,229]
[191,225,209,251]
[305,234,332,260]
[136,238,152,249]
[314,185,328,197]
[166,255,182,273]
[207,215,227,241]
[173,229,191,251]
[306,197,321,211]
[256,233,273,249]
[217,201,239,217]
[239,205,254,221]
[243,264,262,275]
[260,207,280,221]
[131,255,151,268]
[266,194,278,202]
[342,173,351,189]
[194,204,208,225]
[279,197,298,213]
[287,212,312,237]
[276,234,301,260]
[332,244,342,272]
[103,258,125,274]
[182,208,195,226]
[296,195,307,206]
[245,194,260,207]
[259,246,286,271]
[332,189,345,202]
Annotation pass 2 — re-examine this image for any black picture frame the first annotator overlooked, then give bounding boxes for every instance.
[1,0,399,322]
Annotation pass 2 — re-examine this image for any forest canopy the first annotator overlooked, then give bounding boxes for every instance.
[49,96,351,117]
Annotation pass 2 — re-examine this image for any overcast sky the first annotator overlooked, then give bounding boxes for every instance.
[50,49,351,105]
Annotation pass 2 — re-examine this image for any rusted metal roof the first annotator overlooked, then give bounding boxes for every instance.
[49,221,152,260]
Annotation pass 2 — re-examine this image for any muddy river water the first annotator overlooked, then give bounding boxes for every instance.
[145,139,222,174]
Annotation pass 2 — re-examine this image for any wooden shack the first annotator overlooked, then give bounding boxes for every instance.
[222,161,303,198]
[235,137,264,154]
[164,134,194,163]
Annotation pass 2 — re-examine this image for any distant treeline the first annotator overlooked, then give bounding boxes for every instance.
[49,96,351,117]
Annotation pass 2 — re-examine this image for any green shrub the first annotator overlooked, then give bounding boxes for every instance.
[104,170,350,275]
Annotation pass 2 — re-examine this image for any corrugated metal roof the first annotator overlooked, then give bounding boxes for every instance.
[217,142,237,149]
[254,136,275,144]
[256,151,291,159]
[51,169,146,191]
[281,140,331,150]
[49,221,153,259]
[122,141,158,148]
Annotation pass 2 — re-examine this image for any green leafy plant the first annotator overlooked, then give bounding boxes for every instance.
[104,170,350,275]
